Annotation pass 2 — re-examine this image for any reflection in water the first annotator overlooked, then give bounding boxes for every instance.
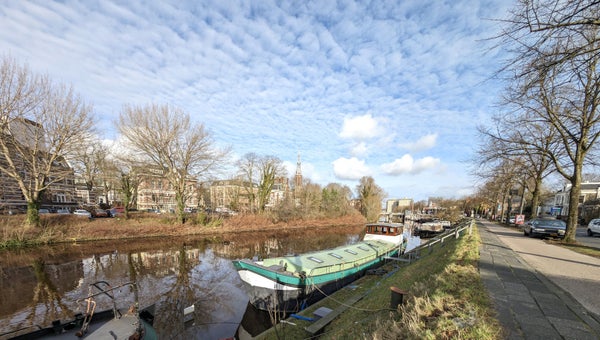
[0,225,363,339]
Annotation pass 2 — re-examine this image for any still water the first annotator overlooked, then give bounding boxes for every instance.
[0,225,364,339]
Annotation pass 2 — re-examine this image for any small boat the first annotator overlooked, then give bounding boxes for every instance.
[232,222,407,312]
[7,281,157,340]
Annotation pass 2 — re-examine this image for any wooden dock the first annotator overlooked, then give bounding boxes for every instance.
[304,293,366,335]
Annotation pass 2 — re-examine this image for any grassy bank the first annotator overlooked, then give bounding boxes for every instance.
[0,212,366,249]
[258,222,502,339]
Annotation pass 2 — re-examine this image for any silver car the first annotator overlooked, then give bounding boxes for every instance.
[523,218,566,239]
[587,218,600,237]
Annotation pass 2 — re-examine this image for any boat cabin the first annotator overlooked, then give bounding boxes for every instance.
[365,223,402,236]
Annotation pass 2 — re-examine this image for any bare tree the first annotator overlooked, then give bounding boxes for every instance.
[117,103,227,223]
[0,56,94,226]
[356,176,386,222]
[70,137,110,204]
[497,1,600,241]
[297,179,322,218]
[236,153,259,212]
[476,110,557,218]
[236,153,287,213]
[256,155,286,212]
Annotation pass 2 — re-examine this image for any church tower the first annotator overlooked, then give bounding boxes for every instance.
[294,153,303,191]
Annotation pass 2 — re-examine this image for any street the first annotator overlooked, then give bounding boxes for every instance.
[576,226,600,249]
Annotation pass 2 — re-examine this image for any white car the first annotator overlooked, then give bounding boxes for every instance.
[73,209,92,218]
[587,218,600,237]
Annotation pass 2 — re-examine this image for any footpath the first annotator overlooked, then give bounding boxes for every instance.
[477,219,600,339]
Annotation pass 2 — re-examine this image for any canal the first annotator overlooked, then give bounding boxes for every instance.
[0,225,364,339]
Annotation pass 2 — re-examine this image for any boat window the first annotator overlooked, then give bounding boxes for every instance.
[382,227,387,233]
[358,246,370,251]
[389,227,395,234]
[308,256,323,263]
[345,249,358,255]
[329,253,343,259]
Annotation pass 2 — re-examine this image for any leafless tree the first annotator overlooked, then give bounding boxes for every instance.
[236,153,287,213]
[257,156,286,213]
[69,137,110,204]
[496,1,600,241]
[356,176,386,222]
[117,103,228,223]
[476,110,557,218]
[296,179,322,218]
[235,153,259,212]
[0,56,94,226]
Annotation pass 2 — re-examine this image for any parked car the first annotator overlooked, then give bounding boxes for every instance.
[56,209,70,214]
[108,208,123,217]
[523,218,566,239]
[586,218,600,237]
[38,209,50,214]
[93,209,109,218]
[73,209,92,218]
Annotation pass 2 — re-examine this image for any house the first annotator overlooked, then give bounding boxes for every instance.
[0,118,77,213]
[209,179,257,213]
[136,167,199,213]
[553,182,600,223]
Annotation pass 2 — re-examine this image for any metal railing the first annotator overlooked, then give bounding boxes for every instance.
[394,218,474,263]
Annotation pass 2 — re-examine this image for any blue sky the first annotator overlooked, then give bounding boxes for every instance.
[0,0,513,201]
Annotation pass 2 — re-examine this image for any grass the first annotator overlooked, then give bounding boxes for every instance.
[0,212,367,249]
[551,241,600,259]
[257,222,503,340]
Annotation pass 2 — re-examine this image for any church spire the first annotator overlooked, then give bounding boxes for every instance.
[294,153,302,190]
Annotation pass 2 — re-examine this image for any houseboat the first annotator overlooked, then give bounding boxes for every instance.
[232,222,407,312]
[7,281,156,340]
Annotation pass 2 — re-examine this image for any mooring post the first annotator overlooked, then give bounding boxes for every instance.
[390,286,408,310]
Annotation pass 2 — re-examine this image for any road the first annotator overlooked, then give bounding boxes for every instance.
[490,222,600,317]
[576,226,600,249]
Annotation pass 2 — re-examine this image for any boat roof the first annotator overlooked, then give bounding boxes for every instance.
[262,239,397,270]
[366,222,404,227]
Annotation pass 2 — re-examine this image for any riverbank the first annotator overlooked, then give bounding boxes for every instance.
[256,221,503,339]
[0,212,367,249]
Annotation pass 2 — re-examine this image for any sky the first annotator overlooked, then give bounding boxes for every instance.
[0,0,514,202]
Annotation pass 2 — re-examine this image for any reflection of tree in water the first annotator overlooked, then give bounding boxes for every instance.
[15,259,71,330]
[152,244,198,338]
[152,243,241,339]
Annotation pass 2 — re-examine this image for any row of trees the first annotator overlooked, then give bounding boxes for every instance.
[474,0,600,243]
[0,55,387,227]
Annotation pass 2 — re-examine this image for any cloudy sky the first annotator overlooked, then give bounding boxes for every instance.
[0,0,513,201]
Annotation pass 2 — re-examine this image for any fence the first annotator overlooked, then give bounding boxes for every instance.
[390,218,474,263]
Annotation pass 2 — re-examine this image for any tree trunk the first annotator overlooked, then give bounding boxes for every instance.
[565,166,583,243]
[25,201,41,228]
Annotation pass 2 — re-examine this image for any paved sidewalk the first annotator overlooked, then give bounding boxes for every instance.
[477,219,600,339]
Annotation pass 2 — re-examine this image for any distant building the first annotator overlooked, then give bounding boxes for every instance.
[554,182,600,223]
[0,118,77,212]
[385,198,413,214]
[267,177,289,208]
[209,179,257,212]
[136,167,199,212]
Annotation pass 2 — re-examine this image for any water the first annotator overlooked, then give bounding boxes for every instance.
[0,226,363,339]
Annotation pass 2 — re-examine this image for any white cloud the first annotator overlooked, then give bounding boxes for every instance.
[399,133,438,152]
[332,157,370,180]
[0,0,513,201]
[381,154,440,175]
[351,142,368,157]
[339,114,379,140]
